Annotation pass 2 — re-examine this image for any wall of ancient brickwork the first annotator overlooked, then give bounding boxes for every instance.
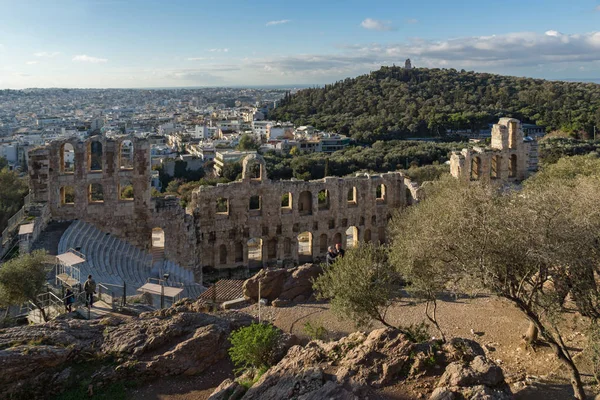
[29,139,420,283]
[450,118,532,183]
[28,136,197,276]
[188,154,417,269]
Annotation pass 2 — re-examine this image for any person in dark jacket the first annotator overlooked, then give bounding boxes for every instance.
[64,288,75,312]
[83,275,96,308]
[326,246,337,266]
[335,243,345,258]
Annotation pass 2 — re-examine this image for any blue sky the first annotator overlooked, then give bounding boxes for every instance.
[1,0,600,88]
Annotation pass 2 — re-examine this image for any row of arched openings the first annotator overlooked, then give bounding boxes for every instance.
[60,182,134,205]
[60,140,134,173]
[216,225,386,266]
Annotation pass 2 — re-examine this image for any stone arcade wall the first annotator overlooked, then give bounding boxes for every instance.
[28,136,197,275]
[450,118,536,183]
[188,154,418,269]
[29,138,420,283]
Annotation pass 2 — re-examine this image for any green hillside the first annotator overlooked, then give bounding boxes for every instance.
[270,67,600,143]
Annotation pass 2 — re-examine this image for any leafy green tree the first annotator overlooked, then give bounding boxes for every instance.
[228,322,281,372]
[0,250,50,321]
[236,134,260,151]
[389,166,600,400]
[314,243,401,330]
[0,167,29,232]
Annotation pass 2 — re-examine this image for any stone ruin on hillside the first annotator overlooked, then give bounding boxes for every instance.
[450,118,538,183]
[28,137,421,285]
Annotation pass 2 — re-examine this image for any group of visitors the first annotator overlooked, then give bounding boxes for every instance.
[63,274,96,312]
[326,243,346,266]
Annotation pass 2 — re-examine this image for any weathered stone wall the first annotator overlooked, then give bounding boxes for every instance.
[28,136,197,275]
[188,154,416,269]
[29,139,420,283]
[450,118,533,183]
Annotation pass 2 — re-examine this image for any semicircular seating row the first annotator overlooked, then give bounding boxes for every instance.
[58,220,205,298]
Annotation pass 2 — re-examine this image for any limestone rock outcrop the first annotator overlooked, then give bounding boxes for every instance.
[243,263,322,304]
[212,328,513,400]
[0,309,253,399]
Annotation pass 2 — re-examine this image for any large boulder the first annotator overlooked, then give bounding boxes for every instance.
[431,355,513,400]
[243,264,322,303]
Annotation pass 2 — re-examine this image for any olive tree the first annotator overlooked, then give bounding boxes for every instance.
[0,250,50,321]
[314,243,399,328]
[389,165,600,400]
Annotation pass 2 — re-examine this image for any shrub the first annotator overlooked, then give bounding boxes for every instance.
[228,322,281,372]
[303,321,328,341]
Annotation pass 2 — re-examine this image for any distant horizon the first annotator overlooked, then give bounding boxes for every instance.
[2,0,600,89]
[3,75,600,92]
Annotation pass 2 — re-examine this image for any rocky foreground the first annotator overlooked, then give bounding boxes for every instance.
[0,295,514,400]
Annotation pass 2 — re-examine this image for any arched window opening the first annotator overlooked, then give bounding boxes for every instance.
[216,197,229,214]
[376,184,387,203]
[249,195,261,215]
[298,191,312,216]
[378,227,387,245]
[88,183,104,203]
[283,238,292,257]
[88,141,103,172]
[248,162,261,179]
[319,234,328,254]
[347,187,357,206]
[491,155,500,179]
[234,242,243,263]
[61,143,75,173]
[219,244,227,265]
[120,140,134,169]
[297,232,313,263]
[60,186,75,205]
[346,226,358,249]
[267,238,277,260]
[247,238,263,268]
[371,215,377,225]
[281,192,292,211]
[364,229,372,243]
[470,157,481,180]
[318,189,330,210]
[333,232,342,248]
[509,154,517,178]
[119,181,134,200]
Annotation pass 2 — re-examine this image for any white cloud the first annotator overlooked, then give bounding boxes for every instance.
[406,18,418,24]
[360,18,395,31]
[187,57,206,61]
[26,61,38,65]
[596,5,600,11]
[266,19,290,27]
[33,51,60,57]
[240,30,600,81]
[72,54,108,63]
[208,48,229,53]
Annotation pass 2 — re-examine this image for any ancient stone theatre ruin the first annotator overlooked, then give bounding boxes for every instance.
[29,137,419,285]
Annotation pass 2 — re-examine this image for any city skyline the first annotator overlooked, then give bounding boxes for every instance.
[1,0,600,89]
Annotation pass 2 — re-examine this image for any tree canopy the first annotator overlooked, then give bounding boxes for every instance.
[389,158,600,399]
[271,67,600,143]
[0,167,29,232]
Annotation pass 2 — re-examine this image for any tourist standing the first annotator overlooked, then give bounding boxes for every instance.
[335,243,345,258]
[83,275,96,308]
[326,246,337,266]
[64,288,75,312]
